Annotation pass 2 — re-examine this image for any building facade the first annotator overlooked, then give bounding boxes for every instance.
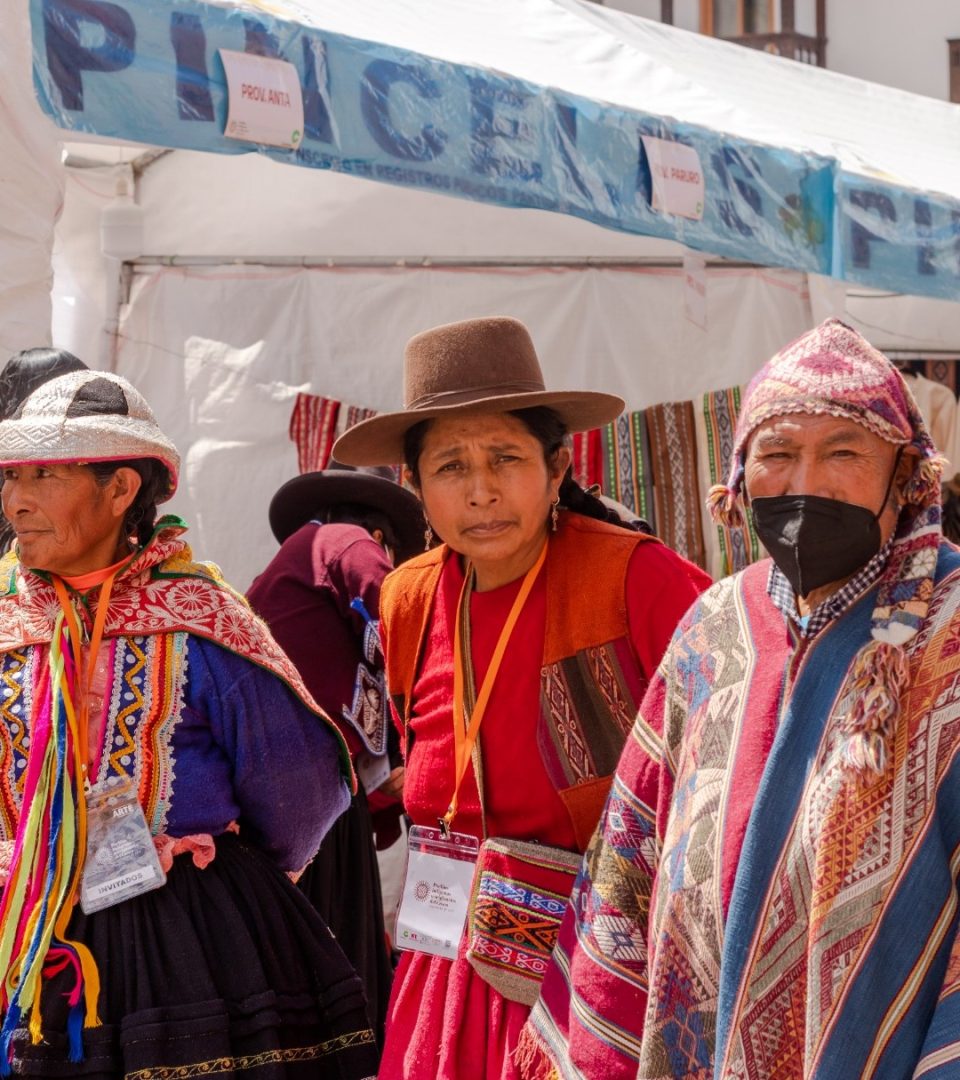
[603,0,960,102]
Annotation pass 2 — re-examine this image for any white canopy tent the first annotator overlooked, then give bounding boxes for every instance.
[5,0,960,583]
[33,0,960,295]
[52,148,822,585]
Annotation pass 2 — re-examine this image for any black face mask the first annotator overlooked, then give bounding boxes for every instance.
[749,453,901,598]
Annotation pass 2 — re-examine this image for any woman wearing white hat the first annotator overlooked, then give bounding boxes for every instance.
[0,371,377,1077]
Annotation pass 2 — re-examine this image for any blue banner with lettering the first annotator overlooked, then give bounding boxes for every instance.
[28,0,960,299]
[838,180,960,299]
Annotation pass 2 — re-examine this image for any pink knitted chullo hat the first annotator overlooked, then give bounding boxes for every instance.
[708,318,942,526]
[708,318,946,776]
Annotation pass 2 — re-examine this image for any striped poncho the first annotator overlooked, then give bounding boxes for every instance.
[521,542,960,1080]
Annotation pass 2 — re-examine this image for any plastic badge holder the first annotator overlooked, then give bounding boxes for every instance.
[80,786,167,914]
[395,825,480,960]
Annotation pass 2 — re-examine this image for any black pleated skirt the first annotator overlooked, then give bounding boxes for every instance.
[296,788,393,1047]
[8,834,379,1079]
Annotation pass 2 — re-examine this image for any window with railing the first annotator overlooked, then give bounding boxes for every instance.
[701,0,773,37]
[700,0,824,66]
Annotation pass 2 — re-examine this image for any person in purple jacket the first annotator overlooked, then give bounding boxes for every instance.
[248,461,424,1049]
[0,371,377,1078]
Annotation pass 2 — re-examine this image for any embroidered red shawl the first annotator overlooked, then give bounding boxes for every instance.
[0,515,354,785]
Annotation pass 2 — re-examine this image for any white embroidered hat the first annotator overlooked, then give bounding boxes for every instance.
[0,370,180,500]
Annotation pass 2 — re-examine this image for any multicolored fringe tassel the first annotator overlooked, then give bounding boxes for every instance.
[0,612,100,1070]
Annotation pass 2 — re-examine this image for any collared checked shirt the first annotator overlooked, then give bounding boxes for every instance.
[767,536,894,639]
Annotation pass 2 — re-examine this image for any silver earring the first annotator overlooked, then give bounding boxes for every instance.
[551,499,560,532]
[424,523,434,550]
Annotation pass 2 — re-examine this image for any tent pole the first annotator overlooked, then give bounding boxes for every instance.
[127,255,766,270]
[100,257,122,373]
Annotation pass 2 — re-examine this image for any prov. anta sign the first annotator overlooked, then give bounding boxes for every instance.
[220,49,304,150]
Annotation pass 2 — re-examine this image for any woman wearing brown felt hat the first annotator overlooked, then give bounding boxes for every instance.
[334,316,710,1079]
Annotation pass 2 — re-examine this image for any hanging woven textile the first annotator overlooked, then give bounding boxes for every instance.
[645,400,707,570]
[695,386,761,579]
[600,411,656,529]
[288,392,341,474]
[570,427,604,492]
[289,393,385,475]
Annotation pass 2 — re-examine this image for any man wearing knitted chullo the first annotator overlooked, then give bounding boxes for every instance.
[519,319,960,1080]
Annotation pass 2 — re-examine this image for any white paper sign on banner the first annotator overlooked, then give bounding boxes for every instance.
[683,251,708,330]
[641,136,705,221]
[221,50,304,150]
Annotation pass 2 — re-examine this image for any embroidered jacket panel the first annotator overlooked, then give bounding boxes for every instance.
[0,633,348,872]
[0,519,352,873]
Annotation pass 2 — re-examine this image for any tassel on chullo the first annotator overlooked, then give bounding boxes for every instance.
[902,453,947,509]
[839,639,910,776]
[706,484,743,529]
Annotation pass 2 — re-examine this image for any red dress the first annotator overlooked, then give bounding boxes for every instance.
[380,542,709,1079]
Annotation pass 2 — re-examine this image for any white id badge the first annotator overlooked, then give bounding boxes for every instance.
[356,750,391,793]
[395,825,479,960]
[80,788,167,914]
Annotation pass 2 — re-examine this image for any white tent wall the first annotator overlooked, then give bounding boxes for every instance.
[52,150,960,372]
[844,291,960,355]
[40,17,960,591]
[49,146,682,374]
[136,149,684,260]
[52,163,133,367]
[112,259,813,587]
[0,1,64,354]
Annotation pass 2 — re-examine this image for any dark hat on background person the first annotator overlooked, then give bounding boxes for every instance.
[0,347,87,421]
[332,316,625,466]
[269,461,425,558]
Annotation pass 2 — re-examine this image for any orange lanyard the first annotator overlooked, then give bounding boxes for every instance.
[443,542,547,834]
[52,571,118,794]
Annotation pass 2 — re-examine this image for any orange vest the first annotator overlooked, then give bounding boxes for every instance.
[380,512,656,850]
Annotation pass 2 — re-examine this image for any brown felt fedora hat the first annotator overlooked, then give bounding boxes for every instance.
[332,317,625,466]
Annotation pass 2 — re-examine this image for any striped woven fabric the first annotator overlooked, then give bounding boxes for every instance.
[333,403,398,478]
[570,416,656,531]
[288,394,383,475]
[337,403,379,436]
[695,387,761,579]
[288,393,341,474]
[601,412,656,529]
[570,427,604,492]
[521,548,960,1080]
[645,400,706,569]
